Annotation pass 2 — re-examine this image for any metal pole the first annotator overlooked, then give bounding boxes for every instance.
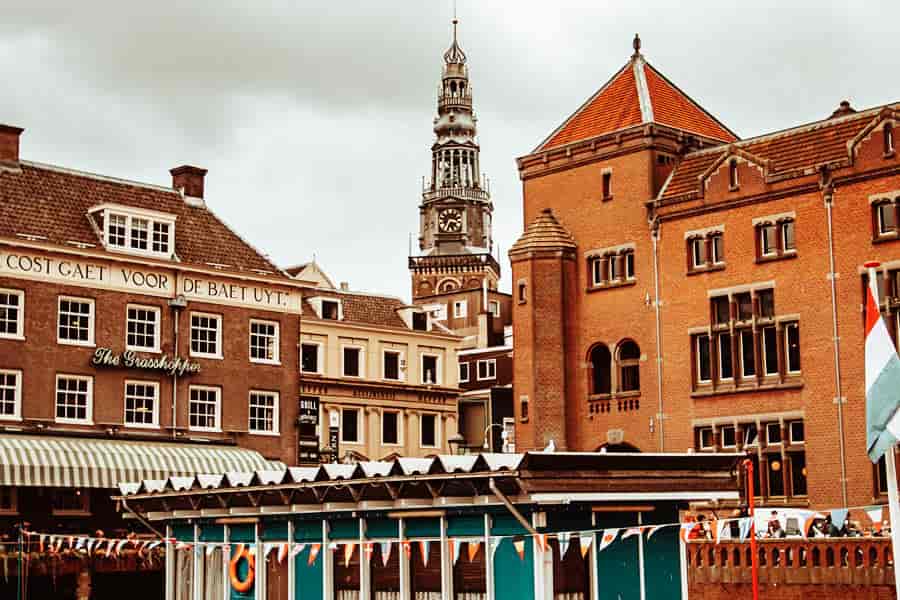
[637,512,646,600]
[867,261,900,599]
[744,459,759,600]
[17,524,23,600]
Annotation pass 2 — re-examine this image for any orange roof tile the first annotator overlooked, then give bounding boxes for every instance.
[537,54,736,152]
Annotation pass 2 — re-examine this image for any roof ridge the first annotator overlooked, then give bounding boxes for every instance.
[21,160,180,195]
[633,57,654,123]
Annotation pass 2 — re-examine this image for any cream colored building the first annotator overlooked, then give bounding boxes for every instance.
[287,262,461,462]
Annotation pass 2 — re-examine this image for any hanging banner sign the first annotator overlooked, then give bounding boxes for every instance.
[91,347,201,376]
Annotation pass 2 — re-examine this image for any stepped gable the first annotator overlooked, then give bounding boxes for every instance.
[509,208,577,258]
[537,35,737,152]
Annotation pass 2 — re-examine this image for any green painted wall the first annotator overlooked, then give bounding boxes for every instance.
[595,514,640,600]
[295,545,323,600]
[365,518,399,539]
[493,536,534,600]
[447,515,483,537]
[328,519,360,540]
[643,504,682,600]
[261,521,289,541]
[294,520,323,542]
[199,524,224,543]
[228,525,255,600]
[172,523,194,542]
[404,517,440,538]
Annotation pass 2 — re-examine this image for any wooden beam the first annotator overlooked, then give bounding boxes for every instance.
[591,505,656,513]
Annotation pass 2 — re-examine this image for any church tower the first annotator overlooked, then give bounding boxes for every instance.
[409,18,500,301]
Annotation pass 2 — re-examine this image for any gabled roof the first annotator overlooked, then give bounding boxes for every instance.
[658,103,898,201]
[0,161,282,275]
[301,290,409,329]
[285,260,336,289]
[508,208,576,257]
[536,43,737,152]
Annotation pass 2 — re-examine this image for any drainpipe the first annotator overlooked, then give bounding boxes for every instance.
[823,179,849,507]
[651,218,665,451]
[488,477,538,536]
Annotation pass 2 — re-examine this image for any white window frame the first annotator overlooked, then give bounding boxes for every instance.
[698,427,715,450]
[188,385,221,432]
[54,374,93,424]
[789,421,805,445]
[248,319,280,365]
[341,407,362,444]
[739,329,755,378]
[0,370,22,421]
[452,300,468,319]
[341,344,366,378]
[624,251,635,280]
[720,425,737,449]
[744,423,760,447]
[717,333,733,381]
[248,390,280,435]
[57,296,95,347]
[696,335,711,383]
[762,326,779,376]
[300,341,324,375]
[320,299,342,321]
[760,224,777,256]
[0,288,25,341]
[381,410,403,446]
[123,379,160,428]
[781,221,796,252]
[125,304,161,353]
[711,234,725,264]
[607,256,619,281]
[476,359,497,381]
[879,203,897,235]
[421,353,442,385]
[489,300,501,318]
[766,422,783,446]
[382,350,404,382]
[691,238,705,268]
[459,362,470,383]
[419,412,440,449]
[94,205,176,259]
[784,322,801,374]
[189,312,223,359]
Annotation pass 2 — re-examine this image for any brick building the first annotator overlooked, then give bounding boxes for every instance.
[511,35,900,510]
[0,123,296,595]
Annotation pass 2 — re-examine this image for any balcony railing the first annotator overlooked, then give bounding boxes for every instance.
[687,538,894,586]
[422,186,490,203]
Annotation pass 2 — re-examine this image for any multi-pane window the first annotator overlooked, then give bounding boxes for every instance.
[422,354,439,384]
[188,386,220,431]
[249,320,279,364]
[190,313,221,358]
[589,340,642,397]
[130,218,149,250]
[759,224,776,256]
[301,342,321,374]
[124,381,158,427]
[420,413,437,448]
[249,391,278,434]
[756,219,796,259]
[0,370,21,420]
[590,249,635,287]
[342,408,360,443]
[126,305,160,351]
[55,375,92,423]
[343,346,362,377]
[459,362,470,383]
[687,231,725,273]
[58,297,94,345]
[690,238,705,268]
[489,300,501,318]
[107,213,127,247]
[383,351,401,381]
[617,340,641,392]
[710,233,725,264]
[382,411,400,445]
[477,359,496,381]
[152,222,170,253]
[0,289,24,339]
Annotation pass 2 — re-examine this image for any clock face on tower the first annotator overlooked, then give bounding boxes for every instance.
[438,208,463,233]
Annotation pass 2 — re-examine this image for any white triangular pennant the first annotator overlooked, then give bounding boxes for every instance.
[578,533,593,557]
[290,543,305,557]
[380,541,392,567]
[558,532,571,556]
[597,529,617,553]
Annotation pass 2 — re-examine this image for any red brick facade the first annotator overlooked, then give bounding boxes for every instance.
[511,45,900,509]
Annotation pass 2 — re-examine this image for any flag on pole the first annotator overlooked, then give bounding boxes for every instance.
[865,268,900,462]
[307,543,321,565]
[578,533,593,558]
[597,529,617,553]
[558,532,571,556]
[380,541,392,566]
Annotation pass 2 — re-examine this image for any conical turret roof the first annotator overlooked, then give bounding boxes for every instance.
[509,208,576,258]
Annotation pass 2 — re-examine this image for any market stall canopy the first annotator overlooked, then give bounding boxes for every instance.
[0,434,283,489]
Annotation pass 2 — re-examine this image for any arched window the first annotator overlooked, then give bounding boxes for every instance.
[885,122,895,155]
[728,159,739,189]
[590,344,612,395]
[617,340,641,392]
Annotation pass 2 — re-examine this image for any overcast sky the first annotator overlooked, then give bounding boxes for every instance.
[2,1,898,300]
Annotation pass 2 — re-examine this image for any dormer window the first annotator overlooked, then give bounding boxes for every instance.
[92,204,176,259]
[322,300,340,320]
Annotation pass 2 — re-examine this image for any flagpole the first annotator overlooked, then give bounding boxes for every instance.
[866,261,900,599]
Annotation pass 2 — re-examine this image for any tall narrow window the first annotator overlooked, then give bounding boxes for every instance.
[617,340,641,392]
[624,251,635,280]
[728,159,739,189]
[602,171,612,200]
[421,355,439,384]
[152,222,170,254]
[691,238,705,268]
[420,413,437,448]
[607,255,619,281]
[757,289,775,319]
[107,214,127,247]
[718,333,733,380]
[459,362,470,383]
[785,323,801,373]
[124,381,158,427]
[383,351,401,381]
[878,202,897,235]
[762,326,779,375]
[126,305,161,352]
[696,335,711,383]
[0,370,22,420]
[740,330,756,377]
[710,233,724,264]
[130,218,149,250]
[590,344,612,394]
[301,343,320,374]
[0,289,24,339]
[189,312,222,358]
[517,282,527,304]
[712,296,730,325]
[382,411,400,445]
[886,122,895,155]
[248,391,278,434]
[781,220,796,251]
[55,375,93,423]
[249,320,279,364]
[57,297,94,346]
[590,257,605,286]
[760,224,776,256]
[188,386,220,431]
[341,408,360,443]
[343,346,362,377]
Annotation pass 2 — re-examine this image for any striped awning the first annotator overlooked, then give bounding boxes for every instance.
[0,434,284,489]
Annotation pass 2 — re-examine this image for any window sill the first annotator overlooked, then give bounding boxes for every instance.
[0,334,25,342]
[190,353,223,361]
[248,430,280,437]
[124,423,160,430]
[250,360,281,366]
[586,279,636,293]
[55,418,94,425]
[691,378,804,398]
[873,233,900,244]
[188,427,222,433]
[0,415,23,422]
[127,346,161,354]
[58,340,96,348]
[755,251,797,264]
[301,370,323,377]
[687,263,726,276]
[601,195,613,202]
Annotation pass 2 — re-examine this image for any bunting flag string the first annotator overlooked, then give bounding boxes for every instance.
[512,537,525,560]
[489,537,501,561]
[307,543,321,566]
[449,540,460,565]
[380,541,392,566]
[558,531,571,556]
[597,530,617,553]
[290,543,306,558]
[343,542,355,567]
[646,525,665,540]
[467,540,480,562]
[738,517,753,542]
[578,533,593,558]
[277,543,289,564]
[419,540,430,567]
[621,527,641,541]
[715,519,728,544]
[364,542,374,564]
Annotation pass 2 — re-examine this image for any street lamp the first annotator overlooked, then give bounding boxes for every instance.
[482,423,507,452]
[448,432,466,455]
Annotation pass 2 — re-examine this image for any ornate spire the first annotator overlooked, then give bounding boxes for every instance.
[443,17,467,64]
[631,33,642,59]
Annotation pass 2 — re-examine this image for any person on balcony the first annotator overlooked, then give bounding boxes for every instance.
[767,511,786,538]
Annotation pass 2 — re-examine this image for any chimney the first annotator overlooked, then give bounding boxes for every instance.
[0,124,24,163]
[170,165,208,199]
[340,281,349,291]
[830,100,856,119]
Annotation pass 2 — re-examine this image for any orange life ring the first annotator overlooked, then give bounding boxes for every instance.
[229,544,255,594]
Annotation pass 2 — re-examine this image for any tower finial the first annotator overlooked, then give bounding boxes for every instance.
[452,0,459,43]
[632,33,642,58]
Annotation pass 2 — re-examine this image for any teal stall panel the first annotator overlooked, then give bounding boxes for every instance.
[493,536,534,600]
[447,515,483,537]
[262,520,289,541]
[328,519,360,540]
[366,518,399,539]
[228,524,256,600]
[595,514,640,600]
[229,525,255,543]
[643,504,682,600]
[404,517,440,538]
[295,545,324,600]
[173,523,194,542]
[199,524,224,543]
[490,513,529,536]
[294,520,323,542]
